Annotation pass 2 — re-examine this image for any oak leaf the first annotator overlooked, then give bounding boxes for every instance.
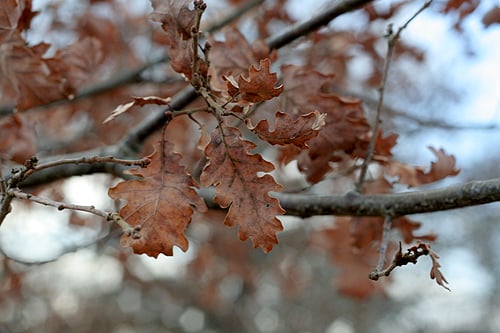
[247,110,326,148]
[311,218,385,299]
[208,27,275,92]
[150,0,203,79]
[387,147,460,186]
[45,37,103,90]
[0,0,37,43]
[0,36,74,110]
[429,246,450,291]
[234,58,283,103]
[108,140,207,257]
[280,65,370,183]
[200,126,284,252]
[150,0,196,42]
[0,114,36,164]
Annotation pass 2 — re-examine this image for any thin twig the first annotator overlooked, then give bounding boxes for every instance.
[10,189,132,232]
[356,0,432,192]
[375,215,393,272]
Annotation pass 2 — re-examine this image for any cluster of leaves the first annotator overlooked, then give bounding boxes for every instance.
[2,0,495,305]
[103,0,460,296]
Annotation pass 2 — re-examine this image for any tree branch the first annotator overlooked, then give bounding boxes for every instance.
[271,178,500,217]
[266,0,374,50]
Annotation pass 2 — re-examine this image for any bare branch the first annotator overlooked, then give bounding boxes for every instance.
[270,177,500,217]
[10,189,132,232]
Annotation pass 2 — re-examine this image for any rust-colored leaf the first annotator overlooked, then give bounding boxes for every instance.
[311,218,386,299]
[150,0,196,42]
[208,27,275,92]
[104,96,171,123]
[429,247,451,291]
[236,58,283,102]
[387,147,460,186]
[108,140,207,257]
[280,64,371,183]
[45,37,103,89]
[0,36,74,110]
[247,111,326,148]
[393,216,436,244]
[200,125,284,252]
[150,0,203,79]
[0,114,36,163]
[0,0,37,43]
[482,5,500,27]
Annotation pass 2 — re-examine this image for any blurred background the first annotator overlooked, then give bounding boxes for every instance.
[1,0,500,332]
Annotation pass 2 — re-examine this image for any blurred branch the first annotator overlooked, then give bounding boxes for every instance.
[266,0,374,50]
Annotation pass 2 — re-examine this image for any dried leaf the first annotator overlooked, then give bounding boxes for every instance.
[150,0,196,42]
[482,5,500,27]
[200,125,284,252]
[237,58,283,102]
[0,0,38,43]
[208,27,275,92]
[387,147,460,186]
[0,114,36,163]
[104,96,171,123]
[429,247,451,291]
[393,217,436,244]
[45,37,103,89]
[280,64,370,183]
[247,111,326,148]
[311,218,385,298]
[108,140,207,257]
[150,0,202,78]
[0,37,74,110]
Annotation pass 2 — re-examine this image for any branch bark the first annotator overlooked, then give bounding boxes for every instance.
[273,178,500,217]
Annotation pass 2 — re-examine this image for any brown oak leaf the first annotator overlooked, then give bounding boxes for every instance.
[311,218,385,299]
[482,6,500,27]
[280,65,371,183]
[0,0,38,43]
[429,246,450,291]
[246,110,326,148]
[150,0,203,79]
[387,147,460,186]
[0,36,74,110]
[235,58,283,103]
[45,37,103,90]
[208,27,275,92]
[200,125,284,252]
[0,114,36,163]
[108,140,207,257]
